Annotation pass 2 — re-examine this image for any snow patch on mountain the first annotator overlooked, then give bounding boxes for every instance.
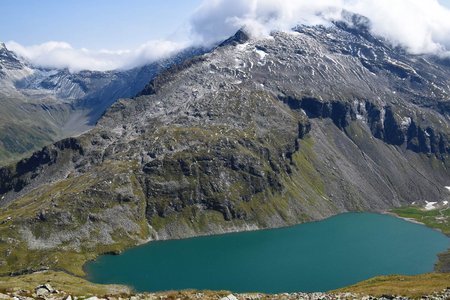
[425,201,438,210]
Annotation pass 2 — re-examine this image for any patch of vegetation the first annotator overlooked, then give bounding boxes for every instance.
[291,137,327,198]
[391,206,450,235]
[334,273,450,299]
[0,271,130,296]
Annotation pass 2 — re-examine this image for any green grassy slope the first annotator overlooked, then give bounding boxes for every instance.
[0,94,73,166]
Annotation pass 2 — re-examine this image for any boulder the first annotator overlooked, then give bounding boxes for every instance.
[220,294,238,300]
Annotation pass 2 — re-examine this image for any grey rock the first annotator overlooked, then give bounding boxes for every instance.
[43,285,54,294]
[0,293,11,300]
[34,284,55,298]
[35,288,49,297]
[220,295,238,300]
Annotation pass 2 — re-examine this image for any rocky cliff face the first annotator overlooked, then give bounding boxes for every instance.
[0,13,449,275]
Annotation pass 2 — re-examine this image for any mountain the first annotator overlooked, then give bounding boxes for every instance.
[0,13,449,276]
[0,43,203,165]
[0,43,72,165]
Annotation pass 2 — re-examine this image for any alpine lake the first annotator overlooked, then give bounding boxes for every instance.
[85,213,450,293]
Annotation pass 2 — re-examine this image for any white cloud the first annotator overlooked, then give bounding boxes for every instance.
[190,0,450,55]
[6,0,450,72]
[347,0,450,54]
[6,40,188,72]
[189,0,344,43]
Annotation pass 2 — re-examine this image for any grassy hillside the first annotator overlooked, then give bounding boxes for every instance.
[0,271,130,296]
[335,273,450,298]
[0,94,72,166]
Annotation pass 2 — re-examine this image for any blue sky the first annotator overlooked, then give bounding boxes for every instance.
[0,0,202,50]
[3,0,450,72]
[1,0,450,50]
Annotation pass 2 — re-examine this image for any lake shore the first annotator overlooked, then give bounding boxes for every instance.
[382,211,426,226]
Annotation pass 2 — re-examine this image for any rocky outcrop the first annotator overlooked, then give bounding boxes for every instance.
[0,137,84,204]
[281,96,449,158]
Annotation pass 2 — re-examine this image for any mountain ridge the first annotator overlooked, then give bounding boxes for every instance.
[0,43,205,165]
[0,13,449,276]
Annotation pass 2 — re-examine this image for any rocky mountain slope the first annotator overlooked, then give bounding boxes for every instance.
[0,43,202,165]
[0,13,449,276]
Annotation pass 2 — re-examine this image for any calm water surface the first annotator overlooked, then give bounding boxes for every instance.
[86,213,450,293]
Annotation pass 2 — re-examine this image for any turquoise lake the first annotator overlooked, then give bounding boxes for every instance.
[85,213,450,293]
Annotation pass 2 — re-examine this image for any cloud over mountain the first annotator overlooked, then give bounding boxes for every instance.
[7,0,450,72]
[6,40,187,72]
[191,0,450,55]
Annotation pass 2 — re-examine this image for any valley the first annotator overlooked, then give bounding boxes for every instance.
[0,43,204,165]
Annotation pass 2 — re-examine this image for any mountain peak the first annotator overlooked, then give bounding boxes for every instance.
[0,42,25,70]
[331,11,376,41]
[340,10,372,31]
[218,28,251,47]
[0,42,15,57]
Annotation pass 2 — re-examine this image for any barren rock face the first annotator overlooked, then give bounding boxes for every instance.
[0,13,449,274]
